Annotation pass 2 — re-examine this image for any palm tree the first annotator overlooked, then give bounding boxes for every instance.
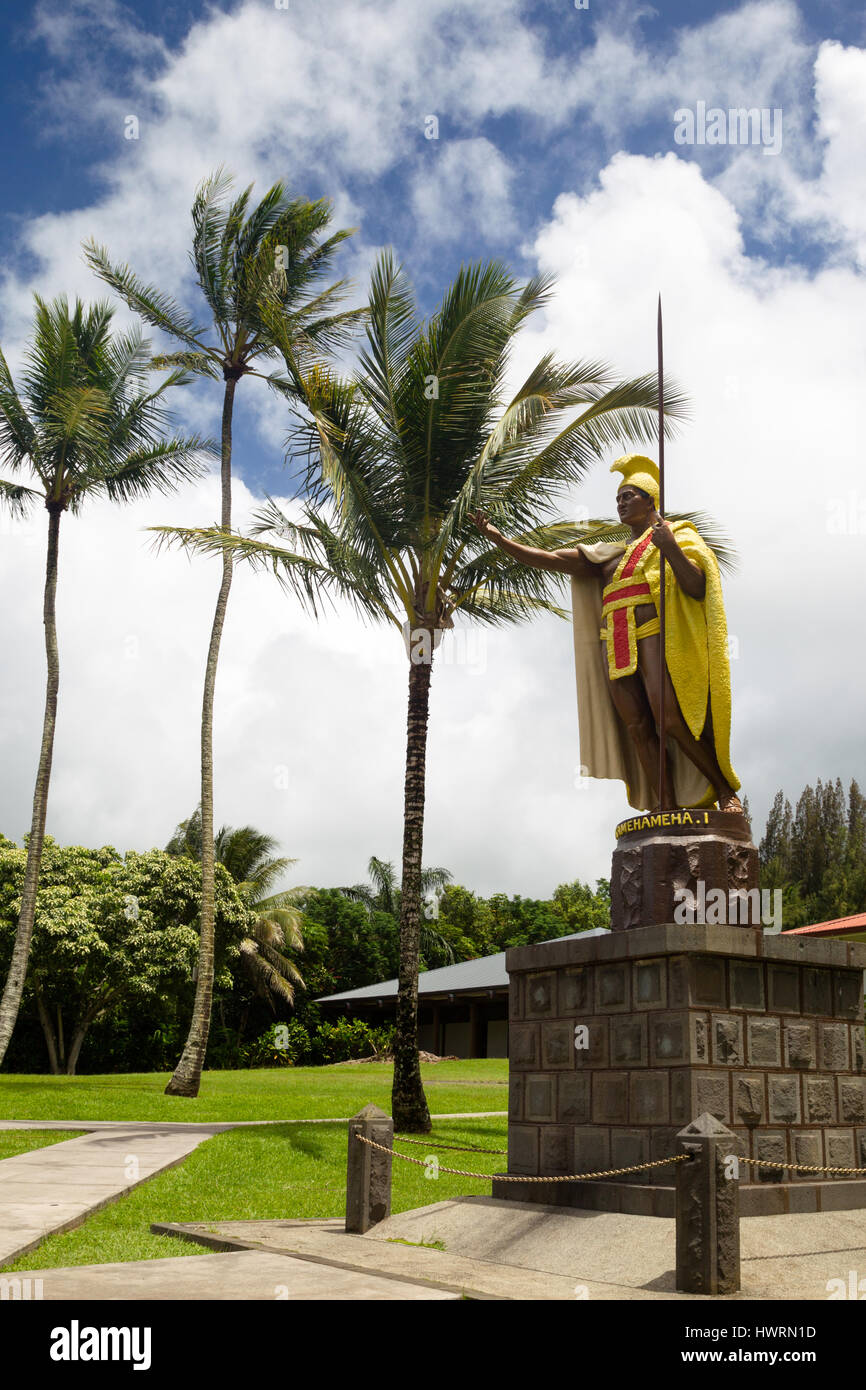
[340,855,455,966]
[166,808,305,1011]
[151,253,706,1129]
[0,296,209,1063]
[85,170,363,1095]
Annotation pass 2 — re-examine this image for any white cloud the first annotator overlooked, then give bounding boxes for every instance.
[812,40,866,263]
[410,138,516,242]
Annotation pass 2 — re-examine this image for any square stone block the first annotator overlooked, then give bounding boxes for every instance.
[784,1021,815,1070]
[854,1027,866,1073]
[839,1078,866,1124]
[630,1072,669,1124]
[508,1124,539,1174]
[540,1124,573,1174]
[692,956,727,1007]
[747,1017,781,1068]
[711,1013,744,1067]
[557,1073,590,1124]
[792,1130,823,1181]
[825,1129,856,1170]
[834,970,864,1020]
[671,1069,730,1125]
[560,967,592,1015]
[541,1021,574,1070]
[509,1022,539,1070]
[768,1074,801,1124]
[525,1074,555,1122]
[768,964,800,1014]
[802,968,833,1018]
[525,972,555,1018]
[572,1018,609,1069]
[633,958,667,1009]
[668,955,689,1008]
[753,1129,788,1183]
[819,1022,850,1071]
[857,1128,866,1168]
[734,1073,765,1126]
[803,1076,836,1124]
[573,1126,610,1174]
[692,1014,710,1064]
[509,975,524,1021]
[695,1070,731,1124]
[610,1016,648,1066]
[508,1073,524,1120]
[595,963,630,1012]
[650,1014,685,1065]
[610,1128,650,1184]
[730,960,765,1011]
[591,1072,629,1124]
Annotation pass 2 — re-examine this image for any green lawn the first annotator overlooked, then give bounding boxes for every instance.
[0,1129,84,1160]
[0,1116,508,1272]
[0,1061,507,1122]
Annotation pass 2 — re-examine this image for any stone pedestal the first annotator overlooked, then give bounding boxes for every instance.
[493,924,866,1217]
[610,809,759,931]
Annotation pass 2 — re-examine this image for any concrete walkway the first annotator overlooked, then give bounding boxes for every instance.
[0,1125,234,1266]
[146,1197,866,1300]
[0,1113,505,1270]
[0,1112,506,1132]
[2,1247,458,1300]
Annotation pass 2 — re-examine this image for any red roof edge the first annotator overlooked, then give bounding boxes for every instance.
[786,913,866,935]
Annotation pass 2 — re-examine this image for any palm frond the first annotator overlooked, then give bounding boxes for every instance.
[83,436,213,502]
[0,478,42,516]
[83,241,208,350]
[0,347,38,468]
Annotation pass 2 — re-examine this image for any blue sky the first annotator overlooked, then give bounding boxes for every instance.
[1,0,862,495]
[1,0,865,895]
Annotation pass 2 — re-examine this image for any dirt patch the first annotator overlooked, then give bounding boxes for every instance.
[329,1050,459,1066]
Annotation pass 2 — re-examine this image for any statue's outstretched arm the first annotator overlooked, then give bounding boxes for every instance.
[470,511,598,577]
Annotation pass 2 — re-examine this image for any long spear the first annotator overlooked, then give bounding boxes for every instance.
[657,294,667,811]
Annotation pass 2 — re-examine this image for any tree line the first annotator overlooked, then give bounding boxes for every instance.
[759,778,866,928]
[0,825,608,1075]
[1,774,860,1076]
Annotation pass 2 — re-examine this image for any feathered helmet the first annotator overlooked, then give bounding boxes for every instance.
[610,454,660,509]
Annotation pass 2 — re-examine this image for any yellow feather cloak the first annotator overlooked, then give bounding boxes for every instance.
[570,522,739,811]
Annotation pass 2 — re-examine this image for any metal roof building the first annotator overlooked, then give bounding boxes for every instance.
[317,928,610,1058]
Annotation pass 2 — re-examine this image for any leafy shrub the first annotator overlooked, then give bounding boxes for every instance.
[241,1017,395,1067]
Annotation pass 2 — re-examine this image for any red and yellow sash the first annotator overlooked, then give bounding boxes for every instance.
[600,529,659,678]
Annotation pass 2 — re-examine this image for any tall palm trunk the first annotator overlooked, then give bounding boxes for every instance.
[0,505,62,1064]
[165,374,237,1097]
[392,646,434,1132]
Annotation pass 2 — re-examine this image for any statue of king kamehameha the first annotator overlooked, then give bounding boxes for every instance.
[472,453,743,814]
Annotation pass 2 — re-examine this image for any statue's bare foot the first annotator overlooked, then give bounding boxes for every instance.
[717,789,743,813]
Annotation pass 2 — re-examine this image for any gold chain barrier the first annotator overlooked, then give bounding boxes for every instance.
[356,1132,689,1182]
[391,1138,866,1179]
[739,1157,866,1176]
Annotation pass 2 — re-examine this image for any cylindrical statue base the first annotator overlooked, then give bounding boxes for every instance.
[610,808,759,931]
